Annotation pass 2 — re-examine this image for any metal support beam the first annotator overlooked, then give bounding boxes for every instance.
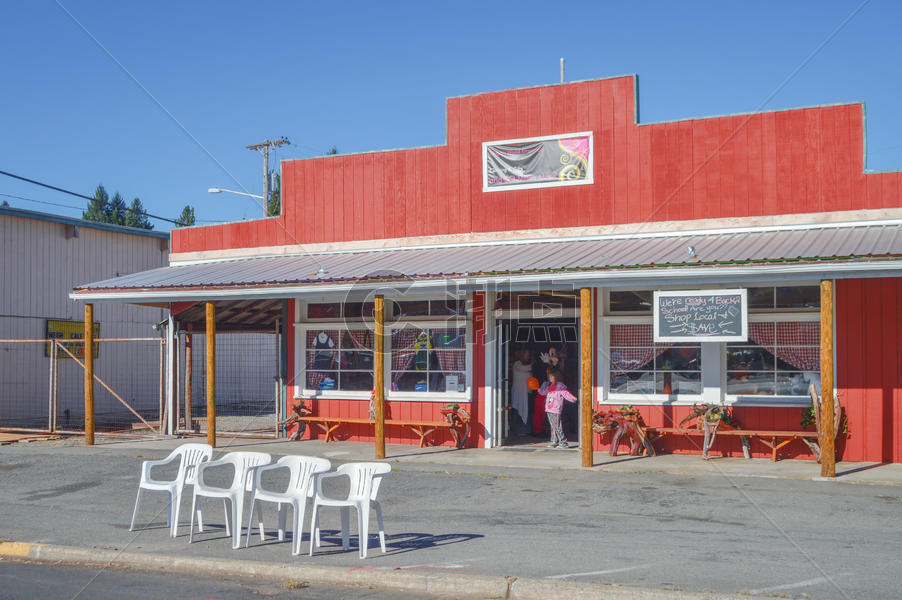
[580,288,593,467]
[206,302,216,448]
[84,303,95,446]
[374,295,386,459]
[820,280,836,477]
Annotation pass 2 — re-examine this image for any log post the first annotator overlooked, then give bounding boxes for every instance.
[580,288,593,467]
[374,295,386,459]
[205,302,216,448]
[820,280,835,478]
[185,333,193,431]
[84,303,95,446]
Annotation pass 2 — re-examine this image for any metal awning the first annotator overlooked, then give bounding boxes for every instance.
[71,220,902,302]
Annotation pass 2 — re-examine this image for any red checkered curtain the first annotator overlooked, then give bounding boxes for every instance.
[747,321,820,371]
[609,324,668,374]
[432,327,466,376]
[345,329,372,350]
[776,321,820,371]
[390,328,420,382]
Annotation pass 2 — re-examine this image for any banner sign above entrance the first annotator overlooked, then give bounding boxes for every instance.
[653,289,748,342]
[482,132,593,192]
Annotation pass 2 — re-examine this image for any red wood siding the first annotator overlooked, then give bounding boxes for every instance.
[836,278,902,463]
[173,75,901,254]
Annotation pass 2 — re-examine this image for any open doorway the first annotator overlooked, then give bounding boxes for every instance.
[497,317,581,447]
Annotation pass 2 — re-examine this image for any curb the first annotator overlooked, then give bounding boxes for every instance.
[0,540,750,600]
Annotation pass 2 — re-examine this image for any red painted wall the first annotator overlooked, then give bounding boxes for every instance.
[836,278,902,463]
[173,74,901,254]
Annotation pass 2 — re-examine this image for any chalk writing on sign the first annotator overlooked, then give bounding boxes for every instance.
[654,290,748,342]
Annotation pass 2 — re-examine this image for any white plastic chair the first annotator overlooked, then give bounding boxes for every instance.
[309,461,391,559]
[244,455,331,555]
[129,443,212,537]
[188,451,271,549]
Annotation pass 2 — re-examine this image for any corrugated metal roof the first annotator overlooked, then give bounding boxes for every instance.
[74,221,902,293]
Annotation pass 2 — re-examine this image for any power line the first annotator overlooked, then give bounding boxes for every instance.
[0,191,222,224]
[0,169,181,225]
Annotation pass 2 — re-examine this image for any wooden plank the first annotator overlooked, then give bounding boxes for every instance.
[185,334,193,430]
[206,302,216,448]
[820,280,835,477]
[84,303,94,446]
[374,295,385,459]
[580,288,593,467]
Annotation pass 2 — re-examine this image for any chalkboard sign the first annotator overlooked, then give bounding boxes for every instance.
[654,289,748,342]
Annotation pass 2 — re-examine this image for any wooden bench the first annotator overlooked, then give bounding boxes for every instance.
[646,426,819,461]
[294,415,470,449]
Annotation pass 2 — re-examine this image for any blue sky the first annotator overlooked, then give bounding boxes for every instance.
[1,1,898,231]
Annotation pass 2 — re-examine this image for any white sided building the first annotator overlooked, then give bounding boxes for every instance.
[0,206,169,431]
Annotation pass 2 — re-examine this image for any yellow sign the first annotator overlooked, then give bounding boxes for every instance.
[46,320,100,359]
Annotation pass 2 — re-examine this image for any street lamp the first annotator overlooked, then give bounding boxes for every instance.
[207,187,264,200]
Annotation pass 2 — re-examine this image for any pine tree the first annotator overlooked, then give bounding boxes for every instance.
[1,200,9,207]
[124,197,153,230]
[176,205,196,227]
[107,192,128,225]
[267,172,281,217]
[83,184,109,222]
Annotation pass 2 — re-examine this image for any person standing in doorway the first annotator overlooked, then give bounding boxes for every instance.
[540,369,577,448]
[510,349,533,434]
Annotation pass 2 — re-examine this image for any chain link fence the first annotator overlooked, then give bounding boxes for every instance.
[0,338,164,434]
[183,332,280,438]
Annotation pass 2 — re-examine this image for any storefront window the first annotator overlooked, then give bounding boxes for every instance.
[305,329,374,392]
[307,303,341,319]
[747,286,820,310]
[495,292,578,311]
[608,290,652,313]
[608,323,701,395]
[390,326,466,393]
[726,321,820,396]
[392,299,466,318]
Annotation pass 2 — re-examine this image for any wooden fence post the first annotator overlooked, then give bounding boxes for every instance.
[820,280,835,478]
[84,303,95,446]
[580,288,593,467]
[374,295,386,459]
[185,333,193,431]
[206,302,216,448]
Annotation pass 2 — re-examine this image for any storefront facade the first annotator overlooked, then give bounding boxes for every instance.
[74,74,902,462]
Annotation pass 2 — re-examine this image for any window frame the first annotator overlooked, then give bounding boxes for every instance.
[294,297,472,402]
[385,318,472,402]
[600,315,705,405]
[598,286,822,408]
[722,312,820,406]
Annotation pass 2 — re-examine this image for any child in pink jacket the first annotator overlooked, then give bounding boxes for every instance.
[539,369,577,448]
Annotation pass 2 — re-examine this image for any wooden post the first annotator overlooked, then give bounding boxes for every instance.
[51,341,59,432]
[820,280,835,478]
[185,333,193,431]
[158,339,165,434]
[374,295,385,459]
[580,288,594,467]
[206,302,216,448]
[84,303,95,446]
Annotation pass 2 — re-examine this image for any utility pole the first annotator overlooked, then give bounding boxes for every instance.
[246,137,290,216]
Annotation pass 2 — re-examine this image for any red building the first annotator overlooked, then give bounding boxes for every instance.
[74,75,902,462]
